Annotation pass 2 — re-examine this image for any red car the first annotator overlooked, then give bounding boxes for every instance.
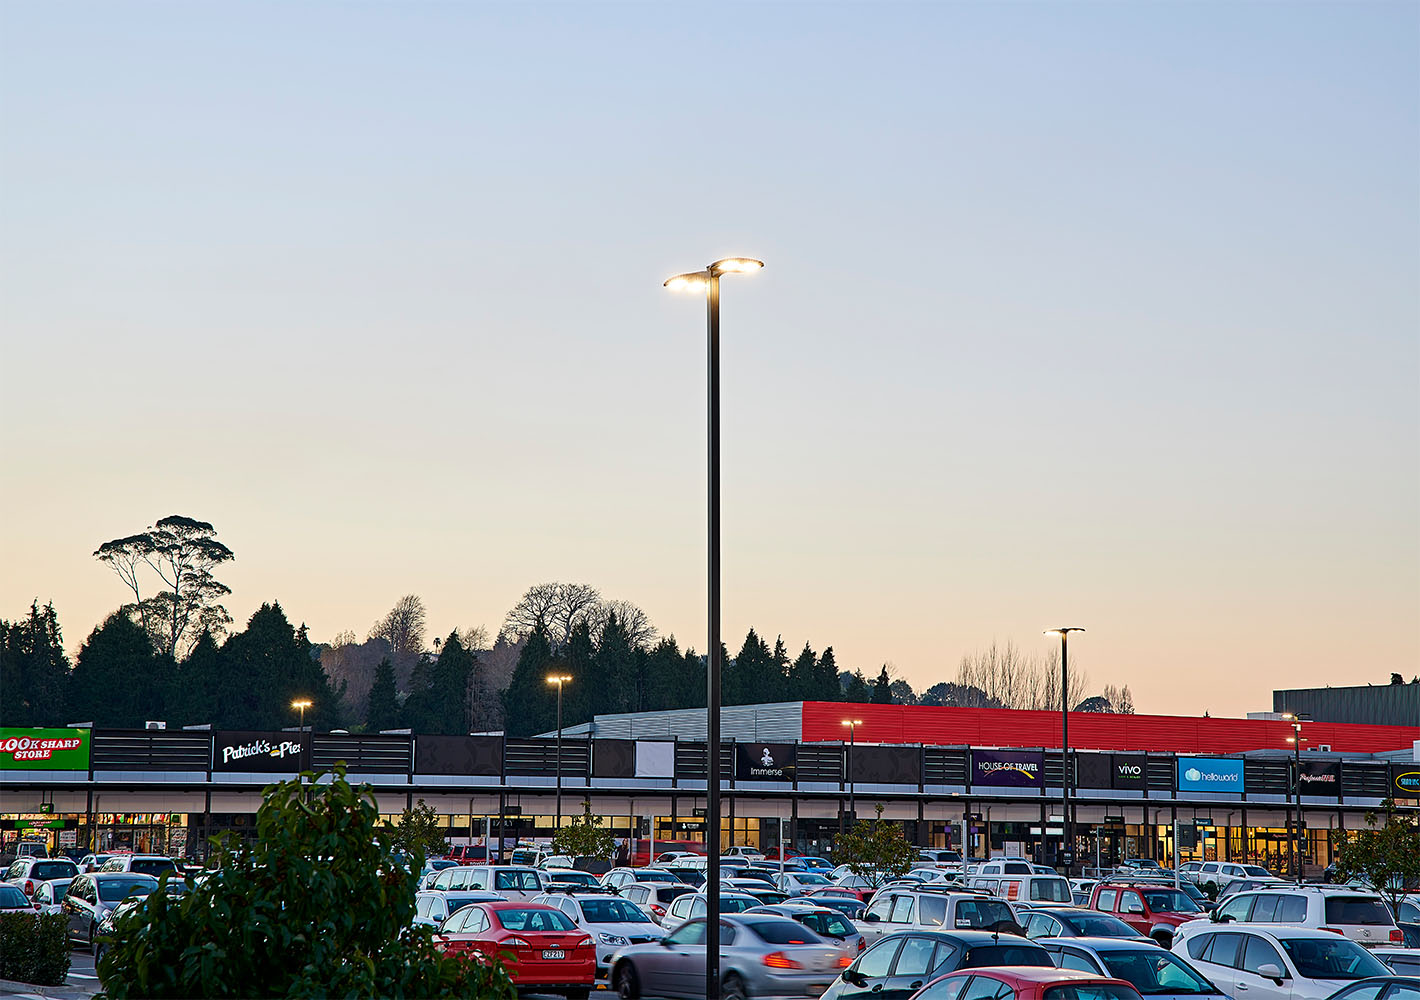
[1088,883,1206,946]
[908,966,1145,1000]
[434,901,594,998]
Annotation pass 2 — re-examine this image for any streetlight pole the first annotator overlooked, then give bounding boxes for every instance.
[290,699,312,775]
[546,675,572,833]
[842,719,863,825]
[1284,713,1309,883]
[665,256,763,1000]
[1044,629,1083,874]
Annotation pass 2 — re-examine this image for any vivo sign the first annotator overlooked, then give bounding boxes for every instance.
[1177,756,1244,793]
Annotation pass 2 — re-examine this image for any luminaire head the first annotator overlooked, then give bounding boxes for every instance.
[663,257,763,291]
[290,699,312,711]
[545,674,573,686]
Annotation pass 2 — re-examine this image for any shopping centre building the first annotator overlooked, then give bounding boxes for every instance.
[2,701,1416,872]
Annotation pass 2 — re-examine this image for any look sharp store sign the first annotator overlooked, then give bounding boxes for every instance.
[972,749,1043,788]
[1177,756,1244,793]
[734,743,796,781]
[0,729,90,770]
[213,732,307,773]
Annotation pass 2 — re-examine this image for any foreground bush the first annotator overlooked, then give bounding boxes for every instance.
[97,766,513,998]
[0,912,70,986]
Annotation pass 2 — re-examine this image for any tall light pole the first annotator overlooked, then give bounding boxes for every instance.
[546,674,573,832]
[1044,628,1084,874]
[290,699,312,774]
[665,255,763,1000]
[842,719,863,826]
[1284,712,1309,883]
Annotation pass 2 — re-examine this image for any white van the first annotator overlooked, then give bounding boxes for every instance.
[968,869,1072,904]
[429,865,544,901]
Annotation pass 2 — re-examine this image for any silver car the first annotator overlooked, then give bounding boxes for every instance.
[748,903,865,959]
[1038,936,1225,1000]
[32,878,73,916]
[610,913,847,999]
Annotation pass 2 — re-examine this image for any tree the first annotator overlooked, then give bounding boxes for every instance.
[813,647,841,701]
[430,631,476,734]
[726,629,774,705]
[68,613,175,729]
[1100,684,1136,714]
[842,670,871,703]
[888,679,917,705]
[955,641,1091,711]
[588,600,657,651]
[0,601,70,726]
[368,595,428,687]
[594,614,637,716]
[93,515,235,659]
[833,804,915,886]
[1333,799,1420,919]
[500,629,560,737]
[214,603,342,731]
[97,766,513,998]
[1390,673,1404,686]
[786,642,817,701]
[871,666,892,704]
[551,800,616,862]
[391,799,449,859]
[499,582,601,648]
[365,658,399,732]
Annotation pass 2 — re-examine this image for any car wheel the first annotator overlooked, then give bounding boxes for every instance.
[1203,882,1218,898]
[563,990,590,1000]
[1153,932,1173,948]
[723,972,748,1000]
[614,962,640,1000]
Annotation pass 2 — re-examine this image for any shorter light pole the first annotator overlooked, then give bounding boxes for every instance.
[1044,628,1084,874]
[290,699,312,774]
[546,675,573,832]
[1284,713,1310,883]
[842,719,863,825]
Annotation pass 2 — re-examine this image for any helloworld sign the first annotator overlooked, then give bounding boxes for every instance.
[0,728,90,770]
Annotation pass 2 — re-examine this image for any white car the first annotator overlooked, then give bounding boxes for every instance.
[1203,886,1403,948]
[658,890,760,930]
[1173,923,1393,1000]
[775,870,838,896]
[1194,861,1277,895]
[535,892,665,978]
[412,889,502,929]
[427,865,543,901]
[722,846,765,861]
[31,878,73,916]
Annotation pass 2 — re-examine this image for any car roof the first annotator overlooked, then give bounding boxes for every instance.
[92,872,158,880]
[1048,937,1180,952]
[953,967,1127,985]
[1197,923,1354,939]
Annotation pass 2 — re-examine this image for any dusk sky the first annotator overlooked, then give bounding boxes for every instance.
[2,2,1416,719]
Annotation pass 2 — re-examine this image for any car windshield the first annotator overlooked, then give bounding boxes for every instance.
[1141,891,1202,914]
[796,873,832,884]
[31,862,77,879]
[580,899,651,923]
[1044,986,1144,1000]
[957,899,1018,929]
[1032,880,1073,902]
[130,859,176,876]
[814,897,866,917]
[1064,913,1142,937]
[494,908,576,932]
[1278,937,1390,980]
[748,919,825,945]
[1099,949,1220,995]
[962,944,1054,968]
[1242,867,1273,877]
[98,877,157,902]
[0,886,29,908]
[806,912,855,937]
[720,896,757,913]
[1324,898,1393,926]
[494,871,541,891]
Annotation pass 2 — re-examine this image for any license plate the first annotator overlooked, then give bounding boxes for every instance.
[542,949,566,960]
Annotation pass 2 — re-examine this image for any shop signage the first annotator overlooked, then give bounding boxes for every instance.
[1075,753,1112,789]
[59,830,77,848]
[1177,756,1244,793]
[735,743,796,781]
[1297,760,1340,792]
[1392,765,1420,799]
[972,749,1044,788]
[0,728,90,770]
[1111,754,1148,790]
[212,731,307,772]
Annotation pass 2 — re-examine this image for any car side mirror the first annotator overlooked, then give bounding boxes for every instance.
[842,970,865,986]
[863,912,880,922]
[659,938,673,947]
[1256,964,1283,981]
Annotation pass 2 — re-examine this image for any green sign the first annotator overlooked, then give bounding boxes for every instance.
[0,728,90,771]
[16,819,64,830]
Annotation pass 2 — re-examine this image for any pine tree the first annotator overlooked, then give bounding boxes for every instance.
[814,647,842,701]
[0,601,71,726]
[177,629,223,725]
[786,642,817,702]
[844,669,871,703]
[872,666,892,703]
[365,658,399,732]
[70,612,175,728]
[500,628,560,737]
[595,613,637,715]
[215,602,341,731]
[767,636,790,703]
[431,631,476,734]
[401,656,438,732]
[727,629,773,705]
[562,621,597,724]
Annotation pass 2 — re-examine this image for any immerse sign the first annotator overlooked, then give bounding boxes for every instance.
[0,728,90,770]
[972,749,1043,788]
[734,743,796,781]
[213,731,307,772]
[1177,756,1244,793]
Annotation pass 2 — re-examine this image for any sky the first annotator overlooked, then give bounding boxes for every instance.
[2,2,1416,720]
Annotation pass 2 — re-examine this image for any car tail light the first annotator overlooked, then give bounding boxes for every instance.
[1321,927,1344,935]
[650,904,666,917]
[837,954,852,968]
[763,951,802,969]
[857,938,866,952]
[23,880,33,896]
[505,936,532,948]
[1390,929,1403,943]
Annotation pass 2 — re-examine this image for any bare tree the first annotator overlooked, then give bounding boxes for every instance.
[588,599,657,650]
[369,595,428,660]
[459,624,491,653]
[499,582,601,647]
[94,515,235,659]
[953,641,1091,711]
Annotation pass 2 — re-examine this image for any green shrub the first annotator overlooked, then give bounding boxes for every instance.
[0,912,71,986]
[97,765,514,998]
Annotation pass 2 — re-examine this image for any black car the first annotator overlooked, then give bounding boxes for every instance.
[820,930,1054,1000]
[1020,907,1156,944]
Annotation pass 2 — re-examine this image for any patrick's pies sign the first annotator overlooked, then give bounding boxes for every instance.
[213,732,308,772]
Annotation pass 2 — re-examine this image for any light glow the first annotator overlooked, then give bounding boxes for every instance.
[663,271,709,292]
[710,257,764,274]
[545,674,573,686]
[290,699,312,710]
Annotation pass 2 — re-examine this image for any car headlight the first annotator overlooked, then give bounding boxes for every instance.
[599,933,631,946]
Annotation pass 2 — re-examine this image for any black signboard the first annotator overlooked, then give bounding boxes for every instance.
[735,742,796,781]
[213,731,307,772]
[971,749,1044,788]
[413,735,503,776]
[850,746,920,785]
[1075,753,1111,789]
[1392,764,1420,799]
[1111,754,1148,790]
[592,739,636,779]
[1297,760,1340,795]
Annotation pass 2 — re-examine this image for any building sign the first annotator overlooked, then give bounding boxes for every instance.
[1177,756,1244,793]
[1075,753,1111,789]
[735,743,796,781]
[972,749,1043,788]
[0,728,90,770]
[1111,754,1148,790]
[1297,760,1340,793]
[1392,765,1420,799]
[212,731,307,773]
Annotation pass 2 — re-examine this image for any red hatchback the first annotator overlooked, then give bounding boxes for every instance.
[908,966,1146,1000]
[435,901,595,998]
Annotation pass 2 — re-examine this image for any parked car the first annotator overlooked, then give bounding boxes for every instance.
[31,878,73,916]
[1369,946,1420,976]
[794,857,835,872]
[857,889,1023,944]
[776,870,840,897]
[535,892,665,980]
[820,928,1056,1000]
[1090,883,1207,946]
[429,865,543,901]
[602,867,685,892]
[907,965,1146,1000]
[1206,886,1403,947]
[748,902,866,956]
[413,889,503,929]
[1193,862,1278,896]
[1175,863,1206,886]
[609,913,848,999]
[659,891,762,930]
[1173,923,1392,1000]
[1325,979,1420,1000]
[99,854,179,878]
[620,881,694,922]
[722,878,789,907]
[1021,907,1155,944]
[77,853,126,874]
[61,872,160,954]
[1037,936,1226,999]
[0,883,33,913]
[968,870,1073,905]
[435,901,594,997]
[723,846,766,862]
[811,895,870,921]
[3,857,79,898]
[447,844,490,863]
